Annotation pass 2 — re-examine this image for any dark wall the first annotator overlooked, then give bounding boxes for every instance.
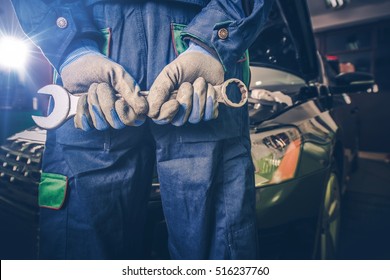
[316,20,390,153]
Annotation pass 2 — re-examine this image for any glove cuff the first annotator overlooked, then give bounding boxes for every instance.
[59,39,103,74]
[185,41,219,60]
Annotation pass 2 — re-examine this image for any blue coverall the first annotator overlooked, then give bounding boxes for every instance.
[10,0,272,259]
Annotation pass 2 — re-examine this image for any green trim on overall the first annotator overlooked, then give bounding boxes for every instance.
[242,49,250,87]
[53,70,59,84]
[171,23,189,56]
[39,172,68,209]
[100,27,112,56]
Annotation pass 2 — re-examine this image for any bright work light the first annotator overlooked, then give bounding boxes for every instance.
[0,36,29,70]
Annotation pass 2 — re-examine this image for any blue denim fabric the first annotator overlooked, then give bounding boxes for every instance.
[153,130,257,259]
[38,1,257,259]
[40,123,155,259]
[11,0,272,72]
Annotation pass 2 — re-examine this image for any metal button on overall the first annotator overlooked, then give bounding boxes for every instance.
[56,17,68,29]
[217,28,229,40]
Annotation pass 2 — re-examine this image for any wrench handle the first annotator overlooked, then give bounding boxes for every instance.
[139,78,248,108]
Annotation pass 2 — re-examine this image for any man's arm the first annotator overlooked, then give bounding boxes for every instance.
[147,0,274,123]
[181,0,274,71]
[10,0,102,71]
[10,0,147,131]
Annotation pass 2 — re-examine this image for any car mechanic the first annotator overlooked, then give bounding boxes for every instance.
[10,0,273,259]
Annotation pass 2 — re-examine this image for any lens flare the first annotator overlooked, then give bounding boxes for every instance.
[0,36,29,69]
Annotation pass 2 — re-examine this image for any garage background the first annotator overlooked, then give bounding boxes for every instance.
[309,0,390,259]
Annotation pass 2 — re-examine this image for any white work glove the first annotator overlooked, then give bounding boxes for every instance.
[147,43,224,126]
[60,43,148,131]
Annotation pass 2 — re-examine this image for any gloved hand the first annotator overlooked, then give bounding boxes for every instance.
[61,51,148,131]
[147,43,224,126]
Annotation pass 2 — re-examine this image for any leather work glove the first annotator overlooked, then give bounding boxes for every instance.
[60,46,147,131]
[147,43,223,126]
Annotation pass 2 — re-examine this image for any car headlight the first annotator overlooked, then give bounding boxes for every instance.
[251,127,301,187]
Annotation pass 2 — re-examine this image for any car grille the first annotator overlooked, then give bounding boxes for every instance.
[0,138,43,221]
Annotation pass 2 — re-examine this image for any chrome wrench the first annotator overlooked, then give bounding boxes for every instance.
[32,78,248,130]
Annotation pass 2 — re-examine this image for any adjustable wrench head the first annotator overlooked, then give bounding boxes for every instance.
[32,84,71,130]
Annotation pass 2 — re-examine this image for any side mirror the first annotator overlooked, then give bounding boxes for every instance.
[330,72,378,94]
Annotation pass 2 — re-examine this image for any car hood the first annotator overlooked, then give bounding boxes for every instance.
[249,0,319,82]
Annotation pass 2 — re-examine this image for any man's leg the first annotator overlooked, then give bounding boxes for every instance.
[152,125,257,259]
[39,124,154,259]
